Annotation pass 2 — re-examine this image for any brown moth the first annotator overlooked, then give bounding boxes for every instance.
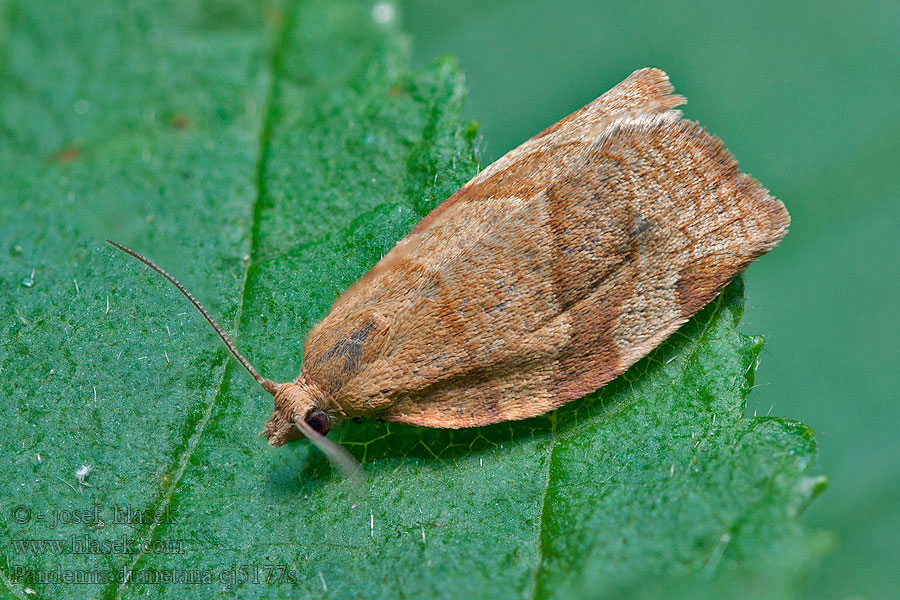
[110,68,788,479]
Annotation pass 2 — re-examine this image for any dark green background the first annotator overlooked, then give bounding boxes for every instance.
[400,1,898,598]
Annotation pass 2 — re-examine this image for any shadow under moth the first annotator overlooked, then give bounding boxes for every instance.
[110,68,789,481]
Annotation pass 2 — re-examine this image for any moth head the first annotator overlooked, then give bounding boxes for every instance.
[260,380,331,447]
[261,379,363,485]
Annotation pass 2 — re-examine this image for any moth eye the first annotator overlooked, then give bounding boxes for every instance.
[307,411,331,436]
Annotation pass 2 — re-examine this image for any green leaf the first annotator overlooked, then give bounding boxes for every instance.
[0,1,825,599]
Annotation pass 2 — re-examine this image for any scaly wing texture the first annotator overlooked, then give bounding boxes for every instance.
[301,68,789,428]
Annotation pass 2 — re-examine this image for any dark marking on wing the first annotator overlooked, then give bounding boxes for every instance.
[322,321,378,372]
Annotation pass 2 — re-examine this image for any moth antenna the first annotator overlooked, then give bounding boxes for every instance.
[106,240,278,396]
[294,418,364,487]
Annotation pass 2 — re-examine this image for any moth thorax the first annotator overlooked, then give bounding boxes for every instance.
[261,376,333,447]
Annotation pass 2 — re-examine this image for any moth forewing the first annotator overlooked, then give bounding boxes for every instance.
[294,68,788,431]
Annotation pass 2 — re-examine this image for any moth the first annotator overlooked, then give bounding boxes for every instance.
[110,68,789,479]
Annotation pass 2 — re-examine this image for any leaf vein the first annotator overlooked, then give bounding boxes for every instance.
[107,4,298,598]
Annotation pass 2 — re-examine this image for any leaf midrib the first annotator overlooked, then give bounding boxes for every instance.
[103,3,297,598]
